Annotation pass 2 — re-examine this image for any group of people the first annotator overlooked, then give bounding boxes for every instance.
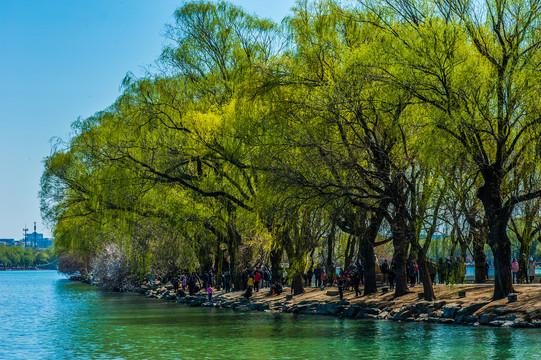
[243,266,283,300]
[511,257,537,284]
[165,254,537,304]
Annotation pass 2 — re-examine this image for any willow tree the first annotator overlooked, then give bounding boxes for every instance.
[254,0,448,298]
[372,0,541,298]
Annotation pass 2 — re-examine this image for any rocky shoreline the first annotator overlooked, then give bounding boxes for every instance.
[134,280,541,329]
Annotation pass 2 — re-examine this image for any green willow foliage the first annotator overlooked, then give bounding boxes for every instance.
[41,0,541,299]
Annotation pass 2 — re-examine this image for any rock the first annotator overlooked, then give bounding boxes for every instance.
[465,316,479,323]
[378,311,389,320]
[343,303,366,318]
[493,308,511,316]
[355,310,367,319]
[366,307,381,316]
[479,314,496,325]
[285,295,293,300]
[530,320,541,328]
[290,306,301,314]
[443,306,459,319]
[489,320,506,327]
[433,301,446,310]
[500,321,515,327]
[392,310,413,321]
[326,291,340,296]
[438,318,454,324]
[415,301,433,314]
[456,303,487,317]
[505,315,517,322]
[338,299,350,306]
[511,319,528,328]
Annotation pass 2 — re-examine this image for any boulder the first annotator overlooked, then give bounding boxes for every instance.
[511,319,528,328]
[433,301,446,310]
[343,306,360,318]
[479,314,496,325]
[530,320,541,328]
[392,310,413,321]
[414,301,433,314]
[355,310,368,319]
[493,308,511,316]
[456,303,487,317]
[366,307,381,316]
[378,311,389,320]
[443,306,459,319]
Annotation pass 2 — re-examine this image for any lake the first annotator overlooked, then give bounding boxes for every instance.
[0,271,540,359]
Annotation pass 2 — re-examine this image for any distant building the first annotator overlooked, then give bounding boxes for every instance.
[17,233,53,249]
[0,239,15,246]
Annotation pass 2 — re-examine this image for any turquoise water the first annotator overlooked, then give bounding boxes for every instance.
[1,271,540,360]
[465,267,541,279]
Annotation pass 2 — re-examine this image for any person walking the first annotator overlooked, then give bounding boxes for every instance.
[206,285,214,304]
[389,260,396,291]
[512,258,519,283]
[528,257,536,284]
[253,270,261,292]
[314,265,321,288]
[380,260,389,285]
[337,274,344,300]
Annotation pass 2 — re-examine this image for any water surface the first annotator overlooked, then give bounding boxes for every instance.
[0,271,539,359]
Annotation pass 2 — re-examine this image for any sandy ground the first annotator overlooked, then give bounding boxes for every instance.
[216,283,541,317]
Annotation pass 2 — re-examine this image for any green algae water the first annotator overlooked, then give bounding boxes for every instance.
[1,271,540,360]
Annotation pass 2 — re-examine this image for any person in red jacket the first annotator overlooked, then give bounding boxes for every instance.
[254,269,262,292]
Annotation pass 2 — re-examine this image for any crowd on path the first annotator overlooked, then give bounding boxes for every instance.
[152,255,538,304]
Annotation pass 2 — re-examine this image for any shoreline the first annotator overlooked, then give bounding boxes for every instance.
[134,280,541,329]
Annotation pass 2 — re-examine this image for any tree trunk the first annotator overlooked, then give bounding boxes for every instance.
[326,225,335,277]
[227,227,243,291]
[388,193,412,297]
[518,241,531,284]
[362,209,386,295]
[473,235,487,283]
[478,173,514,300]
[360,236,377,295]
[291,272,305,295]
[344,234,356,269]
[269,246,282,285]
[417,253,435,301]
[491,234,513,299]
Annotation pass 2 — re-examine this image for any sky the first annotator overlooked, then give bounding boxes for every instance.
[0,0,295,240]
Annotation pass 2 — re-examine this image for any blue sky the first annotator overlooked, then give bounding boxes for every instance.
[0,0,295,239]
